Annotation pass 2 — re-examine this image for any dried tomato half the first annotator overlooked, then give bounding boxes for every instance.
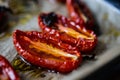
[66,0,101,36]
[13,30,82,73]
[38,12,97,53]
[0,55,20,80]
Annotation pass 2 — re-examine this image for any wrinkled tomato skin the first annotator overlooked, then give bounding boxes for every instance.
[66,0,85,25]
[0,55,20,80]
[38,13,97,53]
[66,0,101,36]
[66,0,94,27]
[13,30,82,73]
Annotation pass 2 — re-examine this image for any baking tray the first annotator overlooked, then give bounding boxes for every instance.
[0,0,120,80]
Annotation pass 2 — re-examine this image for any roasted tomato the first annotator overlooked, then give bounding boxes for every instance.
[66,0,101,36]
[0,6,12,33]
[38,12,97,53]
[0,55,20,80]
[13,30,82,73]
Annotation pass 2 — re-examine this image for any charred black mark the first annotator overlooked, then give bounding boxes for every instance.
[41,12,58,27]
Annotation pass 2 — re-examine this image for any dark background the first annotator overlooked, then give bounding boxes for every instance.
[106,0,120,10]
[83,55,120,80]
